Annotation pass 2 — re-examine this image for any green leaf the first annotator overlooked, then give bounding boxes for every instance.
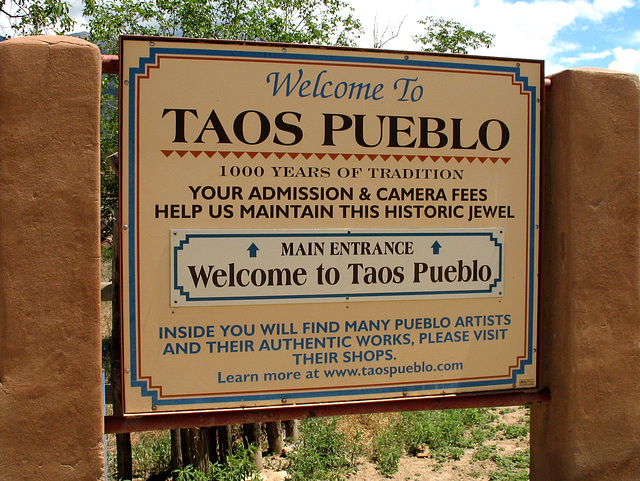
[413,16,494,54]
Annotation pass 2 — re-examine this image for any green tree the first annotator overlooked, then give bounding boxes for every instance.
[413,16,494,54]
[98,83,118,239]
[84,0,362,54]
[0,0,75,35]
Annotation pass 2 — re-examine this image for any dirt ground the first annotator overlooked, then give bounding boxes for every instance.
[261,407,530,481]
[106,405,528,481]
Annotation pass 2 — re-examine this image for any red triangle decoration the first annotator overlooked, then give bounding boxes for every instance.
[157,150,512,165]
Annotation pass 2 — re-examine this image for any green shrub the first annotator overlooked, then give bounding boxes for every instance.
[499,423,529,440]
[484,449,530,481]
[208,444,261,481]
[171,444,260,481]
[470,423,498,444]
[400,408,497,459]
[132,431,171,477]
[286,417,361,481]
[173,465,209,481]
[371,429,403,476]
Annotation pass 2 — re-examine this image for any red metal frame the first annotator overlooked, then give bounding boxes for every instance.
[105,389,549,433]
[102,54,119,74]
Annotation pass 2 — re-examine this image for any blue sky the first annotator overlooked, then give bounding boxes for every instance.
[347,0,640,75]
[3,0,639,76]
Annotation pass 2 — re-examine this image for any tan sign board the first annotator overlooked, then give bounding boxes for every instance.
[119,36,542,414]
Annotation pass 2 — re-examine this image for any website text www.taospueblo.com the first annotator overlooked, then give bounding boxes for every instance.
[323,360,464,379]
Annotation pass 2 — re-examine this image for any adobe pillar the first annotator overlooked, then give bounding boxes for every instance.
[531,69,640,479]
[0,36,104,479]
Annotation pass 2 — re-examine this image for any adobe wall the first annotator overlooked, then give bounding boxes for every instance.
[0,36,104,480]
[530,69,640,479]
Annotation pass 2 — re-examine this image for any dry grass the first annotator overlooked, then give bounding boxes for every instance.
[338,413,400,455]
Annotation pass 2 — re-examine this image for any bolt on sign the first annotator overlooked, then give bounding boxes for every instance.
[119,36,543,415]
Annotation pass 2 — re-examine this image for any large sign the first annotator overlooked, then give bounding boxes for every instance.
[120,36,542,414]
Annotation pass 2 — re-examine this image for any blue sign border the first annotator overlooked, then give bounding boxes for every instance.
[122,41,539,408]
[173,231,503,302]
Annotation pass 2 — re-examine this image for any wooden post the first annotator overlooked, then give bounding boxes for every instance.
[217,425,234,463]
[181,428,209,471]
[266,421,285,455]
[171,429,183,471]
[206,427,219,464]
[243,423,263,469]
[284,420,300,442]
[111,213,133,481]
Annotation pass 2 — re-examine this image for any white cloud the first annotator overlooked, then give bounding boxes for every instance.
[609,46,640,75]
[593,0,634,15]
[551,41,582,53]
[561,49,612,63]
[350,0,634,75]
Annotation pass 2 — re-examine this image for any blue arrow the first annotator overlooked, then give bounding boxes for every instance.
[431,240,442,255]
[248,243,259,258]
